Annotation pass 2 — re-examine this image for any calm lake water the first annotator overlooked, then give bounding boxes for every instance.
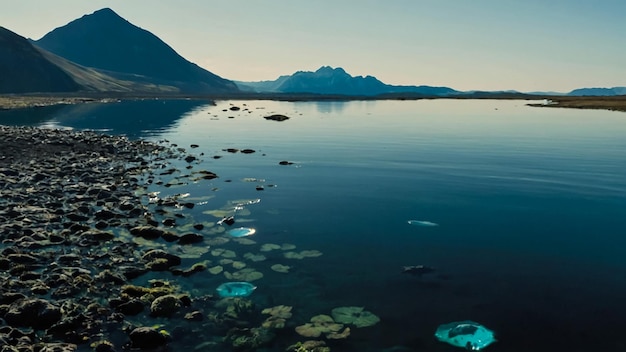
[2,99,626,351]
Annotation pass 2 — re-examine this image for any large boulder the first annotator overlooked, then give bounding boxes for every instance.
[4,298,62,329]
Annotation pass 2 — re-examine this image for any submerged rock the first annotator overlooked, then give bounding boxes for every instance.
[402,265,435,277]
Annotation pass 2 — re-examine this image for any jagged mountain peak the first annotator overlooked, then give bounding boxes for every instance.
[237,66,457,96]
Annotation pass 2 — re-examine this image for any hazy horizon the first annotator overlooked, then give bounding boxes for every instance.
[2,0,625,93]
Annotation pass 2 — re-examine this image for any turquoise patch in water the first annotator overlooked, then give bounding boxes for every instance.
[408,220,438,227]
[216,282,257,298]
[435,321,496,350]
[228,227,256,237]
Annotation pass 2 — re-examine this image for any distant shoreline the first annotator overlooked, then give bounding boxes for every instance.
[2,93,626,113]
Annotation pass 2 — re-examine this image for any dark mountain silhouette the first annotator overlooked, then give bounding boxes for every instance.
[0,26,79,93]
[236,66,458,96]
[567,87,626,96]
[35,46,179,93]
[35,8,238,94]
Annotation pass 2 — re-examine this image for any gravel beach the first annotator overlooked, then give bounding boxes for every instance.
[0,125,199,351]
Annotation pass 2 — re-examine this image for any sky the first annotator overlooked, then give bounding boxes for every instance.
[2,0,625,92]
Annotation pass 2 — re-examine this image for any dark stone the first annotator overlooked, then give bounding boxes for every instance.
[160,232,180,242]
[6,253,38,264]
[79,230,115,242]
[119,202,134,211]
[264,114,290,121]
[117,299,144,316]
[162,218,176,227]
[128,327,168,349]
[130,226,166,240]
[177,233,203,245]
[221,216,235,226]
[149,294,181,317]
[142,249,181,269]
[240,149,256,154]
[95,220,109,229]
[95,209,117,220]
[4,298,62,329]
[119,266,148,280]
[0,292,26,305]
[65,213,89,221]
[0,258,10,270]
[278,160,294,165]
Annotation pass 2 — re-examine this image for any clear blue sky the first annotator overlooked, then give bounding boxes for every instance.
[2,0,625,92]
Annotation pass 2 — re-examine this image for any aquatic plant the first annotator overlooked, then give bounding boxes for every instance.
[331,306,380,328]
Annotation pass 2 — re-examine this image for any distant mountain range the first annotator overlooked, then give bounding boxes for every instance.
[237,66,459,96]
[567,87,626,96]
[0,8,623,97]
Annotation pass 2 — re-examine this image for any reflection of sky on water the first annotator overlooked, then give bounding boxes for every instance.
[314,100,346,114]
[0,99,211,139]
[3,99,626,350]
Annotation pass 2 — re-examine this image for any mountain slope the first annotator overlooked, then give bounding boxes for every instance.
[35,8,238,94]
[237,66,457,96]
[0,26,79,94]
[36,46,179,93]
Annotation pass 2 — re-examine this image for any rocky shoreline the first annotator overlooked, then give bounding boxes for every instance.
[0,126,207,351]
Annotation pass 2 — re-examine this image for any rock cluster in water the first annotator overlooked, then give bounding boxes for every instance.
[0,126,209,350]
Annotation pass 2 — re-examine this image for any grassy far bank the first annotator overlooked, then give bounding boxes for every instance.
[526,95,626,113]
[2,93,626,113]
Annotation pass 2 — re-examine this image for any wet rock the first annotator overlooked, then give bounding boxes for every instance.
[65,213,89,222]
[6,254,38,264]
[0,292,26,305]
[160,232,180,242]
[38,343,78,352]
[92,340,116,352]
[94,209,118,220]
[127,327,168,349]
[78,230,115,242]
[279,161,294,165]
[177,233,203,245]
[162,218,176,227]
[142,250,181,271]
[116,299,144,316]
[130,226,169,240]
[150,294,182,317]
[264,114,290,121]
[4,298,62,329]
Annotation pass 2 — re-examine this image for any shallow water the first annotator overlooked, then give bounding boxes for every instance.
[2,99,626,351]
